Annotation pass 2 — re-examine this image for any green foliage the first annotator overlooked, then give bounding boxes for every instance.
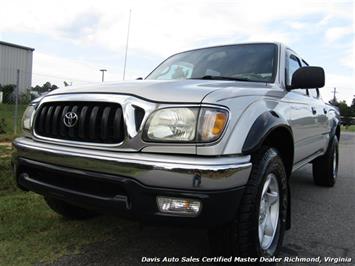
[0,118,7,134]
[0,144,17,194]
[341,125,355,132]
[32,81,59,93]
[63,81,72,87]
[338,100,351,115]
[0,84,34,105]
[351,97,355,117]
[338,100,353,126]
[0,103,27,141]
[20,89,32,105]
[0,84,16,104]
[0,145,126,265]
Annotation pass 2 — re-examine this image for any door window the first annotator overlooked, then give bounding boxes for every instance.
[301,59,309,67]
[287,54,308,96]
[286,54,301,86]
[309,88,319,98]
[301,58,319,98]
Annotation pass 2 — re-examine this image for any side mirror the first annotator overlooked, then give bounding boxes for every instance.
[136,77,143,80]
[290,66,325,89]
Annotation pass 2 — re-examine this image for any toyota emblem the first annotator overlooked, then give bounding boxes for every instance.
[63,112,78,128]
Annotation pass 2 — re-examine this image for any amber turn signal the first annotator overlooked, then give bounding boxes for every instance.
[198,109,228,142]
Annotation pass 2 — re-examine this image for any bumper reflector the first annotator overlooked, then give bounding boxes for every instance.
[157,196,201,217]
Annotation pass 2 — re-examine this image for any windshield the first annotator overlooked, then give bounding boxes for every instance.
[146,43,277,83]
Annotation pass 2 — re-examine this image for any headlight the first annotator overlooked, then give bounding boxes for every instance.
[22,105,36,131]
[145,108,198,141]
[143,107,228,142]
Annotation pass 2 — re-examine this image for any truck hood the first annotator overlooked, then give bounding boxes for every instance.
[46,80,275,103]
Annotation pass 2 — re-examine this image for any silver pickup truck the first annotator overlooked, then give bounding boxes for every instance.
[12,42,340,258]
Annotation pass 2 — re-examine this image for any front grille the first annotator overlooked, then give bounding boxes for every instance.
[34,102,124,144]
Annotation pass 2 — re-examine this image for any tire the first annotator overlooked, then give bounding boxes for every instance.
[45,197,98,220]
[312,136,339,187]
[208,147,288,259]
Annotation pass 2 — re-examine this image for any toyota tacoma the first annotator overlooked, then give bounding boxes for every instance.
[12,42,340,258]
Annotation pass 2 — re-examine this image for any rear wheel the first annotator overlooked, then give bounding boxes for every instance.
[312,136,339,187]
[45,197,98,220]
[208,147,288,258]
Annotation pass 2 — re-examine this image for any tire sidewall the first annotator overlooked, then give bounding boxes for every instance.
[312,135,339,187]
[331,136,339,182]
[251,148,288,257]
[207,147,289,258]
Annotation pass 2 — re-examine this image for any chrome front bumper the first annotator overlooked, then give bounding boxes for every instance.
[13,137,252,191]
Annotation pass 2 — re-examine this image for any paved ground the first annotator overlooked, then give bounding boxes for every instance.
[52,133,355,266]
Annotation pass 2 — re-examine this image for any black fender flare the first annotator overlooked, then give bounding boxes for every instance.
[242,111,294,229]
[329,117,340,140]
[242,111,293,154]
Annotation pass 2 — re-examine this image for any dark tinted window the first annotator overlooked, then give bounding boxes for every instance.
[147,44,277,83]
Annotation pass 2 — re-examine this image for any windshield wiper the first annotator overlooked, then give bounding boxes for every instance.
[189,75,251,82]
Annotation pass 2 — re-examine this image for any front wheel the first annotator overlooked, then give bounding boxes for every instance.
[208,147,288,258]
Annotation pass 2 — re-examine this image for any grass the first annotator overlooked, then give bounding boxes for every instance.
[0,103,27,142]
[0,144,129,265]
[341,125,355,132]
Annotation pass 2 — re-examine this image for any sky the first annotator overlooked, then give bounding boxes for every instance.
[0,0,354,104]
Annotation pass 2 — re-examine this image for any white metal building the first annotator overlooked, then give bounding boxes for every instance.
[0,41,34,92]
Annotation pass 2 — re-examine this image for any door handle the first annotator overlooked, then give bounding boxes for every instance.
[311,107,317,115]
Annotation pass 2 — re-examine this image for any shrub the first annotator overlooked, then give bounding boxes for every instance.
[0,118,7,134]
[20,90,32,104]
[0,84,16,104]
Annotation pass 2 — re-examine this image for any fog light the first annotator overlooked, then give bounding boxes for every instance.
[157,196,201,217]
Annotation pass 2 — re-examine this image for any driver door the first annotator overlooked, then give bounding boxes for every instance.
[285,53,323,163]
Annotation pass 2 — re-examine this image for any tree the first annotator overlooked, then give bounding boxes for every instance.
[328,98,339,106]
[338,100,352,127]
[63,81,72,87]
[32,82,59,93]
[51,84,59,90]
[42,82,52,92]
[351,96,355,117]
[0,84,16,104]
